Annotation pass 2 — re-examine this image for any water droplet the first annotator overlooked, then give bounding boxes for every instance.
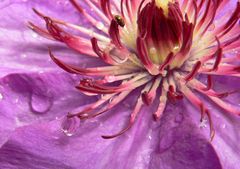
[149,47,157,55]
[96,22,104,30]
[208,23,215,31]
[64,1,69,6]
[30,93,53,114]
[89,29,94,37]
[221,124,226,129]
[105,75,116,83]
[21,54,27,58]
[38,70,44,74]
[0,93,3,100]
[199,118,208,128]
[61,116,80,136]
[109,97,114,103]
[14,98,19,103]
[162,70,167,77]
[32,32,38,38]
[173,45,180,51]
[148,135,152,140]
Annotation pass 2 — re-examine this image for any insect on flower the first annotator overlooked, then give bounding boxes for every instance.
[28,0,240,139]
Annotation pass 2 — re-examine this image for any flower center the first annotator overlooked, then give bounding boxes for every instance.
[155,0,172,14]
[29,0,240,140]
[137,0,188,70]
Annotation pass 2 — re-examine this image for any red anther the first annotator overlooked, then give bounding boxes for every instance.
[109,20,123,48]
[136,37,158,74]
[184,61,202,81]
[100,0,113,19]
[218,2,240,38]
[159,53,174,71]
[212,37,223,71]
[32,8,45,18]
[216,90,238,98]
[102,122,133,139]
[91,38,103,57]
[205,110,215,141]
[142,91,153,106]
[137,2,154,38]
[80,78,94,87]
[168,86,183,101]
[196,0,211,31]
[43,17,69,41]
[202,75,213,91]
[179,21,194,55]
[69,0,83,13]
[153,113,160,121]
[200,104,205,122]
[120,0,125,18]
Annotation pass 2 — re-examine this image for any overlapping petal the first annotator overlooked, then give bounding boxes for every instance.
[0,103,223,169]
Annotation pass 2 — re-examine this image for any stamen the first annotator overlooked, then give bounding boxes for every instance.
[30,0,240,141]
[202,75,213,91]
[184,61,202,81]
[211,37,223,71]
[109,20,123,48]
[153,81,168,120]
[136,37,159,75]
[102,83,151,139]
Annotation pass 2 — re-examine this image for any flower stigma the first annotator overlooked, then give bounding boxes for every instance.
[29,0,240,139]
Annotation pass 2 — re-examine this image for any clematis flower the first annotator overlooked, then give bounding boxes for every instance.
[0,0,239,169]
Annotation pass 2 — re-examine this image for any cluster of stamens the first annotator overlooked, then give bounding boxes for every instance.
[29,0,240,139]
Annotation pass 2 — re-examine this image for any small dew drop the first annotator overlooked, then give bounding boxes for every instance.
[89,29,94,37]
[162,70,167,77]
[148,135,152,140]
[208,23,215,31]
[221,124,226,129]
[61,116,80,137]
[96,22,104,30]
[105,75,116,83]
[123,102,131,108]
[149,47,157,55]
[14,98,19,103]
[21,54,27,58]
[38,70,44,74]
[109,97,114,103]
[0,93,3,100]
[32,32,38,38]
[173,45,180,51]
[64,1,69,6]
[199,118,208,128]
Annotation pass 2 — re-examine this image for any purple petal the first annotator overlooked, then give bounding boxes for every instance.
[0,72,96,147]
[0,0,94,77]
[149,104,222,169]
[184,78,240,169]
[0,105,157,169]
[0,101,222,169]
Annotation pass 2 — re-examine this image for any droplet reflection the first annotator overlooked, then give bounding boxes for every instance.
[61,116,80,136]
